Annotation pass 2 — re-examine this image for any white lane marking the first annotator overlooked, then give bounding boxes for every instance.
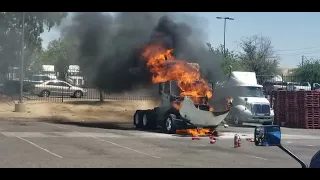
[247,155,268,161]
[5,132,62,159]
[90,135,161,159]
[1,132,124,138]
[44,122,161,159]
[307,145,314,147]
[286,141,292,144]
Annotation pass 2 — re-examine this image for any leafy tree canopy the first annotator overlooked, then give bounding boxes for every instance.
[0,12,67,73]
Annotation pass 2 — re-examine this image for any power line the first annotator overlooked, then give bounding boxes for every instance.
[276,50,320,56]
[275,46,320,52]
[303,55,320,59]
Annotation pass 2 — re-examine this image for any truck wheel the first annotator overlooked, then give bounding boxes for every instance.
[164,114,177,134]
[233,115,243,126]
[133,110,143,128]
[142,110,157,130]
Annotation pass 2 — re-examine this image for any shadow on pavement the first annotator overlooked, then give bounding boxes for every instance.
[63,100,113,105]
[39,117,258,136]
[228,124,257,128]
[39,116,163,134]
[40,117,136,130]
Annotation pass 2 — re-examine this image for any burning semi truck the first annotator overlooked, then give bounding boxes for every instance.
[133,44,232,134]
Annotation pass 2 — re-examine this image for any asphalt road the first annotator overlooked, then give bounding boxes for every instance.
[0,119,319,168]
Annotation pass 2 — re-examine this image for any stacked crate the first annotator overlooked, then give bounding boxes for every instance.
[296,91,320,129]
[285,91,298,128]
[273,91,287,126]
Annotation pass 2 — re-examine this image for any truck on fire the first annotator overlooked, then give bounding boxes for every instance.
[133,63,232,134]
[212,71,274,126]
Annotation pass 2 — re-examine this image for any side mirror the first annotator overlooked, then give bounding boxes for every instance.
[254,125,309,168]
[310,150,320,168]
[244,97,248,109]
[254,125,281,146]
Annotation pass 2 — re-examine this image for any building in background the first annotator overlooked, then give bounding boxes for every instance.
[41,65,57,80]
[66,65,85,87]
[279,68,296,75]
[7,67,20,80]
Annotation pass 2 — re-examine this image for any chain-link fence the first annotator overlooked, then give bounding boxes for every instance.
[1,69,319,103]
[0,69,159,103]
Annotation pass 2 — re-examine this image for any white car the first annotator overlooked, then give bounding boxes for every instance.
[32,80,87,98]
[286,82,311,91]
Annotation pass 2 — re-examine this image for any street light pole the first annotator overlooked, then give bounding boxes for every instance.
[216,16,234,57]
[19,12,25,103]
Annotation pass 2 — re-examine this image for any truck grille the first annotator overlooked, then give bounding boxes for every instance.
[252,104,270,115]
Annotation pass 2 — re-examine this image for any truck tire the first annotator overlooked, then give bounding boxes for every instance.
[163,114,177,134]
[233,114,243,127]
[133,110,143,128]
[142,110,157,130]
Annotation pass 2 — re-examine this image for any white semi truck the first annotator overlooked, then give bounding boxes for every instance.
[212,71,274,126]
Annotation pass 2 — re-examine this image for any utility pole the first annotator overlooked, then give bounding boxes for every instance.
[301,55,304,66]
[216,16,234,57]
[19,12,25,103]
[15,12,26,112]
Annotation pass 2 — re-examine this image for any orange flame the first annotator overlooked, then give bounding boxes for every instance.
[142,43,212,99]
[224,97,233,111]
[176,128,213,136]
[172,101,182,110]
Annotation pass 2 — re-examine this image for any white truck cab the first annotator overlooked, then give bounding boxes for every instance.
[212,71,274,126]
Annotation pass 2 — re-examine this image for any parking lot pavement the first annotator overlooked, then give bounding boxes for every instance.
[0,120,318,168]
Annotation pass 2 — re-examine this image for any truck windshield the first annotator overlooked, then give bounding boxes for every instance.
[237,86,264,97]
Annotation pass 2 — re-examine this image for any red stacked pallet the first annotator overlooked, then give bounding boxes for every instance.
[285,91,298,128]
[273,91,288,126]
[296,91,320,129]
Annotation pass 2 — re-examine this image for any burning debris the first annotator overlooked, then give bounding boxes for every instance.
[176,128,217,136]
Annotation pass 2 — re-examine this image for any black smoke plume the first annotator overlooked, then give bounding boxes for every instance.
[63,12,224,93]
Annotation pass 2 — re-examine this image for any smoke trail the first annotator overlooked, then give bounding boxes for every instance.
[63,12,223,93]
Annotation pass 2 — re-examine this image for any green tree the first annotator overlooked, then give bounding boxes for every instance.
[293,59,320,83]
[206,43,243,75]
[0,12,67,73]
[36,37,76,80]
[238,34,280,76]
[28,48,44,73]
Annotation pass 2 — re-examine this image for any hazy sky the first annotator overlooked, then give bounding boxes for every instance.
[40,12,320,68]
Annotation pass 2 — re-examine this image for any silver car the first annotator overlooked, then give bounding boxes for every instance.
[32,80,87,98]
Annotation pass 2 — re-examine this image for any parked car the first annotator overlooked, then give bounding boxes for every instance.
[32,80,87,98]
[26,74,56,84]
[286,82,320,91]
